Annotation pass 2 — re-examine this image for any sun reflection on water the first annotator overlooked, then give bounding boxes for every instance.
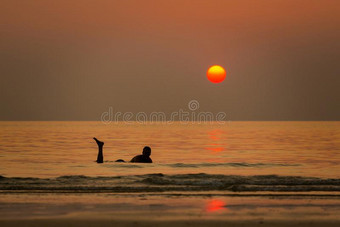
[206,199,227,212]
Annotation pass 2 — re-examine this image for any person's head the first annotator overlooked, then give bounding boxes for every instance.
[142,146,151,157]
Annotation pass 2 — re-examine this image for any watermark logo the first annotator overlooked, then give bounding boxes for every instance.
[101,100,227,124]
[188,100,200,111]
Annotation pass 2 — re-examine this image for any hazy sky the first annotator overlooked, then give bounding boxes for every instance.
[1,0,339,120]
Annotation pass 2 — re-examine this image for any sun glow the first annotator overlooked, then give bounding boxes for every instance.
[206,199,227,212]
[207,65,226,83]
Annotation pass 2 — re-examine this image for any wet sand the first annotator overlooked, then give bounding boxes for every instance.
[1,219,340,227]
[1,192,339,226]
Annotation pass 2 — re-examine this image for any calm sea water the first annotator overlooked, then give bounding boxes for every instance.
[0,121,339,179]
[1,121,340,221]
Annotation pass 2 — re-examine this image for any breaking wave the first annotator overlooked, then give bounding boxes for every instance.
[1,174,339,193]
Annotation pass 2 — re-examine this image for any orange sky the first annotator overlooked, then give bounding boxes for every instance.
[1,0,339,120]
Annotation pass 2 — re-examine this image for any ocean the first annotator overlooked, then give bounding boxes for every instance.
[0,121,339,223]
[1,121,339,178]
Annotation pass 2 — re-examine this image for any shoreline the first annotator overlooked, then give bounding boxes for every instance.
[1,192,339,225]
[1,219,340,227]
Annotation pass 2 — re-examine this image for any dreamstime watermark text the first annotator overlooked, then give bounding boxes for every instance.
[101,100,227,124]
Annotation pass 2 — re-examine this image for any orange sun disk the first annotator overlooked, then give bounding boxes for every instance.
[207,65,226,83]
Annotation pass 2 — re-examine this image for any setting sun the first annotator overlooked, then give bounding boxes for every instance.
[1,1,338,226]
[207,65,226,83]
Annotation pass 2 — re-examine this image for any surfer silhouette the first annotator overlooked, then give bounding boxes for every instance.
[93,137,104,163]
[130,146,152,163]
[93,138,152,163]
